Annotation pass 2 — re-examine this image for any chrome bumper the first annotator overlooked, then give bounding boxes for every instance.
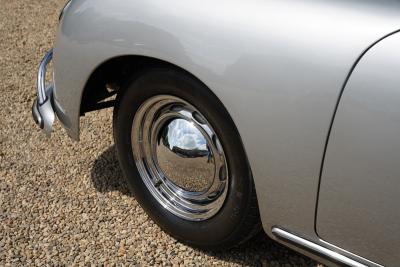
[32,49,55,137]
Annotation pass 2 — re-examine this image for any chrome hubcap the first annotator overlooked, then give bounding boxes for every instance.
[131,95,229,221]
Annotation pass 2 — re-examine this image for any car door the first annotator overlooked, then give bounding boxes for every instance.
[317,31,400,267]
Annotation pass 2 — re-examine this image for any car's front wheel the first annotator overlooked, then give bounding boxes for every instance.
[113,68,260,249]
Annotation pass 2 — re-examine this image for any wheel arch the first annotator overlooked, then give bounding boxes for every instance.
[80,54,253,173]
[81,55,182,115]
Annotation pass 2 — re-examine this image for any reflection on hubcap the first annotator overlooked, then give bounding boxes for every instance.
[131,95,229,221]
[156,119,214,193]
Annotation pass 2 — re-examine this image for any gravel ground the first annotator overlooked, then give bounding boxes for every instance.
[0,1,322,266]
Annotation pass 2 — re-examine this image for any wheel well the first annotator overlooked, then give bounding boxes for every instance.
[80,55,255,206]
[80,55,183,115]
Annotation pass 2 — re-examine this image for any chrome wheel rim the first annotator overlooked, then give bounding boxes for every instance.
[131,95,229,221]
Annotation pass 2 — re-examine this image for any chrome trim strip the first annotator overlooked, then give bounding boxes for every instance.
[272,228,369,267]
[37,49,53,105]
[59,0,72,21]
[319,239,383,267]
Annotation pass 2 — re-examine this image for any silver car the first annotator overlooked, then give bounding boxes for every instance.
[32,1,400,266]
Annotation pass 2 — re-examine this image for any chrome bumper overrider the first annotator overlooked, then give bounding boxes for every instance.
[32,49,55,137]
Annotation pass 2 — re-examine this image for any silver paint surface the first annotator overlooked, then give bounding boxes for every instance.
[317,32,400,266]
[51,0,400,264]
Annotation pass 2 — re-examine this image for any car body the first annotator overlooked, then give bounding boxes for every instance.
[32,0,400,266]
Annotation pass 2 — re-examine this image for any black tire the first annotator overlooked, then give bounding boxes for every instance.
[113,68,261,249]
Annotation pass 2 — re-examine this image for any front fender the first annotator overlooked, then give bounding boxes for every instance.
[53,0,400,244]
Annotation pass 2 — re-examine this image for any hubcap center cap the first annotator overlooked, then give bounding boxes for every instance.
[156,118,215,193]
